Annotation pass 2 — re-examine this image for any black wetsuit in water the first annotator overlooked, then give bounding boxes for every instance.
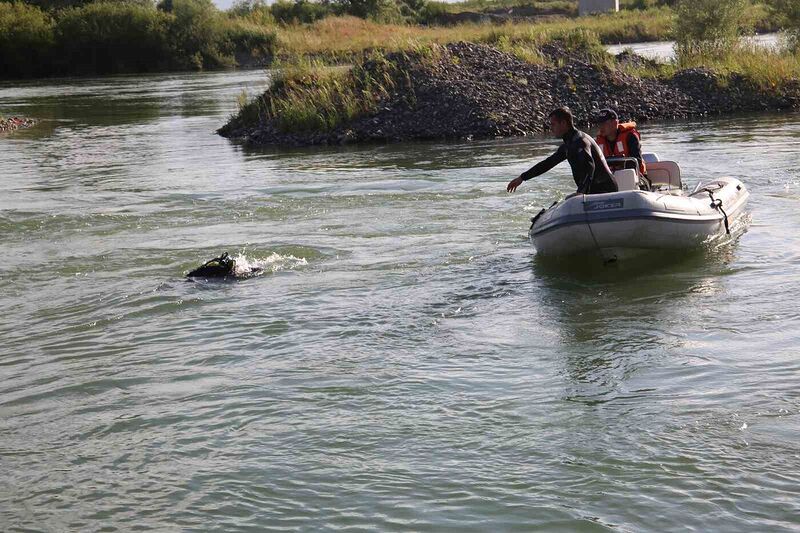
[520,127,618,194]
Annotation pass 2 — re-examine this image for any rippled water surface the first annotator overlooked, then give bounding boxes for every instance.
[2,70,800,532]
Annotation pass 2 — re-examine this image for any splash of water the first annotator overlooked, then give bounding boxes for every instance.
[232,251,308,278]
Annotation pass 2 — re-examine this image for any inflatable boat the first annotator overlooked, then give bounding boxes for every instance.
[529,155,749,260]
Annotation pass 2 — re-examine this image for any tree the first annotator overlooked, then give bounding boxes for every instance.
[335,0,401,21]
[768,0,800,51]
[159,0,227,69]
[0,1,54,77]
[674,0,752,62]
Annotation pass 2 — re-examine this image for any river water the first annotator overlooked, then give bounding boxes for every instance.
[1,70,799,532]
[606,33,783,61]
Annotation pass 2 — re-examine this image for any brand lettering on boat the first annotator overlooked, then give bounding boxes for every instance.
[584,198,624,211]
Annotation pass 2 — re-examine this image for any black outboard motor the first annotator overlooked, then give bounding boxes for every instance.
[187,252,236,278]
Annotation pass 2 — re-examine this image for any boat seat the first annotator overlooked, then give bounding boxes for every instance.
[643,152,660,163]
[612,169,638,191]
[647,161,682,189]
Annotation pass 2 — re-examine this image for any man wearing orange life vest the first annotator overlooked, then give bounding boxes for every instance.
[594,108,647,177]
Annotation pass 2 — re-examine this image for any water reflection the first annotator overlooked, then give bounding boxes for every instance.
[532,247,739,402]
[235,134,555,172]
[3,69,800,532]
[0,70,269,130]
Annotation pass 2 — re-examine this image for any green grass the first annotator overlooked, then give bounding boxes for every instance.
[677,42,800,90]
[275,7,676,62]
[429,0,576,15]
[233,50,411,134]
[488,26,613,66]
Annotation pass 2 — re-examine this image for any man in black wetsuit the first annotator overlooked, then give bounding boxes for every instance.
[506,107,618,195]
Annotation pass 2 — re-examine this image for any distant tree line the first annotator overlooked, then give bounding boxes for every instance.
[0,0,454,78]
[0,0,448,78]
[0,0,277,78]
[230,0,438,25]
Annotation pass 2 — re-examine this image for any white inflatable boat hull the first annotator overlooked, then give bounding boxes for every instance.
[530,176,749,258]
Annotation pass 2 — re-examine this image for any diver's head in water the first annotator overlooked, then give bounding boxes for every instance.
[187,252,236,278]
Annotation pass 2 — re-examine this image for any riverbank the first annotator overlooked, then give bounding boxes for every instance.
[0,116,35,133]
[219,40,800,147]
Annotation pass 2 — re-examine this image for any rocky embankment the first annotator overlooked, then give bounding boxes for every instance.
[1,117,35,133]
[220,42,800,147]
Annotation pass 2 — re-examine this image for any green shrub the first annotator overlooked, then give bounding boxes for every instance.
[336,0,403,22]
[0,2,54,78]
[159,0,230,69]
[423,0,575,16]
[228,0,276,25]
[548,28,607,55]
[270,0,334,23]
[0,0,277,78]
[395,0,429,22]
[222,18,277,61]
[768,0,800,51]
[623,0,657,9]
[231,52,398,134]
[55,2,172,74]
[769,0,800,25]
[414,0,448,23]
[674,0,752,64]
[20,0,92,12]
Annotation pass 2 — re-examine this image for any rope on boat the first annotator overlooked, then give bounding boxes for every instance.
[702,189,731,235]
[530,208,546,230]
[582,194,613,263]
[529,201,558,231]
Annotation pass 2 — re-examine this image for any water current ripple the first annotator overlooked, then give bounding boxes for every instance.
[1,71,800,532]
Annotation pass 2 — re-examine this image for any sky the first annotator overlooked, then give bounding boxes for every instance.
[212,0,236,9]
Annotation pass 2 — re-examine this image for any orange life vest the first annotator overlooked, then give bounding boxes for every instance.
[596,122,647,176]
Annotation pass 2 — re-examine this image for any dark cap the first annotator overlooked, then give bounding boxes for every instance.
[595,108,618,123]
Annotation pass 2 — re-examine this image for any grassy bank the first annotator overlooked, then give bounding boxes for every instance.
[223,25,800,143]
[227,30,610,136]
[618,43,800,92]
[676,43,800,89]
[229,52,405,135]
[275,7,675,61]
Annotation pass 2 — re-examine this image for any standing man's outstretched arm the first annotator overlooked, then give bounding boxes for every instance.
[507,147,567,193]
